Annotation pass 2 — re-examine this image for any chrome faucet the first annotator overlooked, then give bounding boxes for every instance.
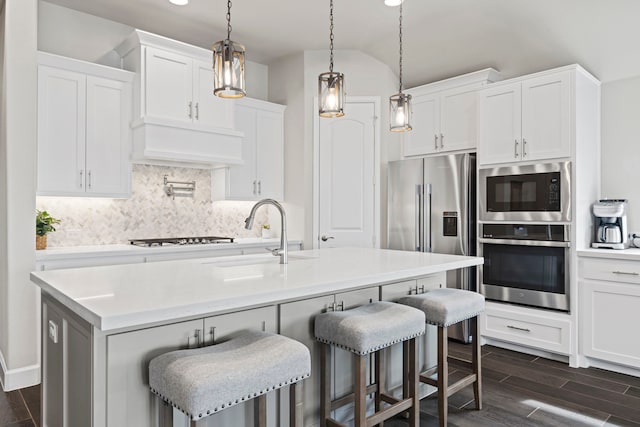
[244,199,288,264]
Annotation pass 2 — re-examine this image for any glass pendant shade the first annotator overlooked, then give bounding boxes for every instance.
[389,92,412,132]
[318,71,345,118]
[212,39,246,98]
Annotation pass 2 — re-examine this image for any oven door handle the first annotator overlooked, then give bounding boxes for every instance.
[478,238,571,248]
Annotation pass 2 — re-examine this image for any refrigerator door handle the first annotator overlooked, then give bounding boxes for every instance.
[415,184,423,251]
[424,183,432,252]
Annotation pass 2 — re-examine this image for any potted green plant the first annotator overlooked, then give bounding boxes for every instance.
[261,223,272,239]
[36,210,61,250]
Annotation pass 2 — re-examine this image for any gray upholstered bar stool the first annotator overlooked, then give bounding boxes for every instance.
[314,301,426,427]
[148,330,311,427]
[399,288,485,427]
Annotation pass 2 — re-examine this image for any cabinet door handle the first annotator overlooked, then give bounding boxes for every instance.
[522,138,528,158]
[188,101,193,119]
[612,270,639,276]
[258,180,261,195]
[434,134,438,150]
[507,325,531,333]
[209,326,216,344]
[188,328,202,348]
[514,140,519,159]
[87,170,92,189]
[440,133,444,149]
[195,102,199,120]
[79,170,84,188]
[253,180,257,195]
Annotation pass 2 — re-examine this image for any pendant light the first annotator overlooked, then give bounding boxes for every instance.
[389,1,412,132]
[212,0,246,98]
[318,0,345,118]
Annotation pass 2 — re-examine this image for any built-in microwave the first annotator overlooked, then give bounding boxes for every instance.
[479,161,571,222]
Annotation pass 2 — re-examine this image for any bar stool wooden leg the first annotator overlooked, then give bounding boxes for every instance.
[320,343,331,427]
[354,353,367,426]
[289,382,303,427]
[437,326,448,427]
[254,394,267,427]
[157,397,173,427]
[374,348,385,427]
[406,338,420,427]
[472,316,482,410]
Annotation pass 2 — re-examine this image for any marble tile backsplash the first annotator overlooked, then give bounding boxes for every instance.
[36,165,271,247]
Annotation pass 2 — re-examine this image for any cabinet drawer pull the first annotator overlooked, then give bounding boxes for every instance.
[514,140,519,159]
[612,270,640,276]
[507,325,531,333]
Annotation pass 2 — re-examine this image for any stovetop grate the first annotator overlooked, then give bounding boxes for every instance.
[129,236,235,247]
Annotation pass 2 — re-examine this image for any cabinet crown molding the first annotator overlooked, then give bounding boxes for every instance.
[114,29,212,64]
[407,68,502,95]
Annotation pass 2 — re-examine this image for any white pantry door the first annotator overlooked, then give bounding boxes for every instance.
[318,99,378,248]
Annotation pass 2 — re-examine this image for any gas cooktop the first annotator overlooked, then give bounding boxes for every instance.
[129,236,235,247]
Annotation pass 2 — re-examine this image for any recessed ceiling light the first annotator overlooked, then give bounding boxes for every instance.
[169,0,188,5]
[384,0,404,6]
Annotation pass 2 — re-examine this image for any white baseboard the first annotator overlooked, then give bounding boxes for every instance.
[582,357,640,378]
[0,350,40,391]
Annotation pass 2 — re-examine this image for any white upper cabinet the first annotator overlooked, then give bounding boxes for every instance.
[37,52,133,198]
[479,69,573,165]
[212,98,285,201]
[144,48,234,130]
[403,69,502,157]
[116,30,243,167]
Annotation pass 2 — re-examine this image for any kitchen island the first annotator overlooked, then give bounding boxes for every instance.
[31,247,483,427]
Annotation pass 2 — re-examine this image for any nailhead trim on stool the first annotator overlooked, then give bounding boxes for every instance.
[399,288,485,427]
[149,330,311,421]
[398,287,485,327]
[315,301,425,427]
[314,301,426,355]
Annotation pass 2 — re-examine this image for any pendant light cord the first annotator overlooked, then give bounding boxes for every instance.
[398,1,403,93]
[226,0,232,40]
[329,0,334,73]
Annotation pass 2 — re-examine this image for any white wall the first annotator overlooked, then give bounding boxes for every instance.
[0,0,39,391]
[268,49,400,248]
[37,1,269,100]
[268,53,306,244]
[601,75,640,235]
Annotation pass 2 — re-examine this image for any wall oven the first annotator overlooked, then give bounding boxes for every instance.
[479,161,571,222]
[479,224,570,311]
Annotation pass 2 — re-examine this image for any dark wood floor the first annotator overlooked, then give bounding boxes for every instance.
[0,384,39,427]
[1,343,639,426]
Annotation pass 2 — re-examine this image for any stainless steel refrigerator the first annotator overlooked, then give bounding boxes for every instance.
[387,153,477,343]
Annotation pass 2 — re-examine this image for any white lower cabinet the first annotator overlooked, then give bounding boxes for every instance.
[42,296,92,427]
[279,288,378,427]
[579,256,640,369]
[481,301,572,355]
[105,306,277,427]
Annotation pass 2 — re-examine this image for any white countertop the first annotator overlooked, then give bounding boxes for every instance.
[35,238,300,261]
[31,247,483,332]
[578,247,640,261]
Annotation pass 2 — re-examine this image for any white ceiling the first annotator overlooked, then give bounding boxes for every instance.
[42,0,640,87]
